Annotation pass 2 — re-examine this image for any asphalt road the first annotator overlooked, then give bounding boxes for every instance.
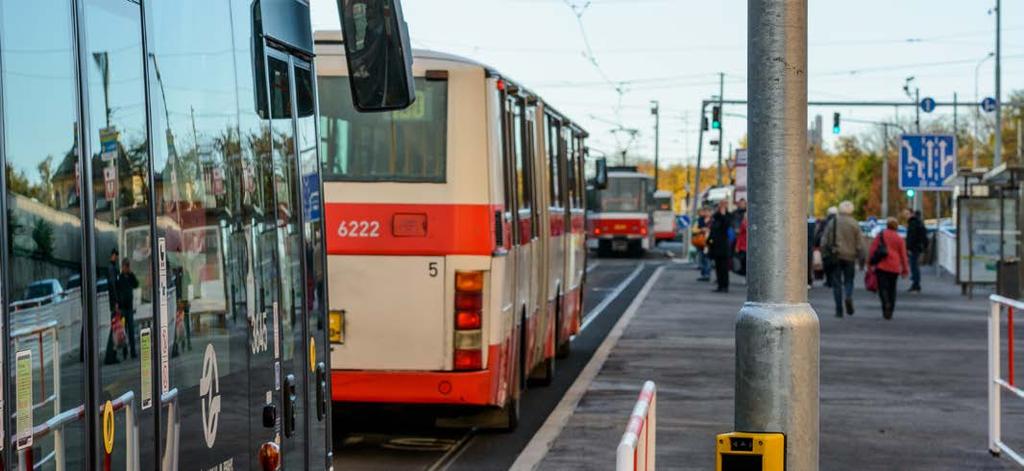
[330,246,675,470]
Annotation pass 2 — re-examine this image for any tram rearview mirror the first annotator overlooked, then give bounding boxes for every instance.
[594,158,608,190]
[337,0,416,112]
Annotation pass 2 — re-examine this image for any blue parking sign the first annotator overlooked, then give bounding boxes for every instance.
[899,134,956,191]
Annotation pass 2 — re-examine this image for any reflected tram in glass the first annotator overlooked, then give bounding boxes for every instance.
[0,0,411,468]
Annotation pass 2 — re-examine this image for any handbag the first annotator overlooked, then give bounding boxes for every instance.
[870,231,889,266]
[864,268,879,292]
[111,310,127,347]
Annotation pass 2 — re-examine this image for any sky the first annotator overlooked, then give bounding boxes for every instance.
[310,0,1024,168]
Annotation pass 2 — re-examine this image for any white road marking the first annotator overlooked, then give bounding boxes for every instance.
[585,260,601,273]
[578,263,645,334]
[511,265,665,471]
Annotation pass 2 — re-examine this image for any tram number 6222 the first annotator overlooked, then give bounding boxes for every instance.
[337,220,381,238]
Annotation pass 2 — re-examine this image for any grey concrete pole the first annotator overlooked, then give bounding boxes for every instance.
[690,101,708,226]
[995,0,1002,167]
[717,72,725,186]
[652,101,661,188]
[739,0,818,469]
[882,124,889,218]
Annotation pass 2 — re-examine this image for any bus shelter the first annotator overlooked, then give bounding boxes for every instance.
[956,165,1024,297]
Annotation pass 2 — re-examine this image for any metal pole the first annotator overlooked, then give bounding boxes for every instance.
[882,124,889,218]
[717,72,725,186]
[1017,118,1022,162]
[652,100,660,188]
[995,0,1003,167]
[690,101,708,226]
[808,144,815,217]
[917,87,925,211]
[740,0,818,469]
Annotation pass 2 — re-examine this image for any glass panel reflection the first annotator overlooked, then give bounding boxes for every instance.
[1,1,87,468]
[83,0,154,466]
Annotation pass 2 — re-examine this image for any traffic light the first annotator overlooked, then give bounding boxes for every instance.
[702,116,709,131]
[832,112,840,135]
[711,106,721,129]
[905,189,915,200]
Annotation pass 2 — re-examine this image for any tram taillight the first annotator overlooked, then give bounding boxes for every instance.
[454,271,485,370]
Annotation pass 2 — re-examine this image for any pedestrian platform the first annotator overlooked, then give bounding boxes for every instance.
[532,263,1024,470]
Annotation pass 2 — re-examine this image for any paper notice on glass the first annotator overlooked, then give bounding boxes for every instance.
[15,350,32,450]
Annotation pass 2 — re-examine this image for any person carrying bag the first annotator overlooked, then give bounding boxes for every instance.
[868,218,909,320]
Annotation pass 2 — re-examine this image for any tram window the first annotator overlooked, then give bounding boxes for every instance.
[2,1,88,467]
[320,76,447,183]
[500,94,517,234]
[546,115,561,208]
[600,178,645,213]
[513,101,530,215]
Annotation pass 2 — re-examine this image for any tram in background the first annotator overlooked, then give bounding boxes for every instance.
[0,0,413,469]
[652,190,677,243]
[587,167,655,257]
[316,42,590,429]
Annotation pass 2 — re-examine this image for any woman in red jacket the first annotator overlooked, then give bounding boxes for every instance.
[869,217,909,319]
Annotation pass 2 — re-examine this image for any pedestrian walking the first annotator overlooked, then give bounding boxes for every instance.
[734,212,748,276]
[694,207,712,281]
[814,207,838,286]
[708,200,733,292]
[823,201,864,317]
[115,259,139,359]
[869,217,909,320]
[904,208,927,292]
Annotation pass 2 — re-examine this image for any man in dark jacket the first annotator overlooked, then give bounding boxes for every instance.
[904,209,928,292]
[708,200,733,292]
[115,259,139,359]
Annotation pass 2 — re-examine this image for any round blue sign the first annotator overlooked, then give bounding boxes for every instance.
[919,97,936,113]
[981,97,997,113]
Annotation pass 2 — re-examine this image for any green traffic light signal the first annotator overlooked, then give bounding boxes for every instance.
[711,106,721,129]
[832,126,840,135]
[906,189,915,199]
[832,112,840,135]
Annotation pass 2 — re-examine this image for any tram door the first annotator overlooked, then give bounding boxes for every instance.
[254,46,330,470]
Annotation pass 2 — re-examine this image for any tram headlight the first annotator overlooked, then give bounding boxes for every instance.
[329,310,345,344]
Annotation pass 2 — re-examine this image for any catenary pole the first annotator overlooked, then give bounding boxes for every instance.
[717,72,725,186]
[882,124,889,218]
[995,0,1003,167]
[690,101,708,228]
[739,0,819,470]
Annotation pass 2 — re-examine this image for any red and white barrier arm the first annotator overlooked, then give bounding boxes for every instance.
[617,381,657,471]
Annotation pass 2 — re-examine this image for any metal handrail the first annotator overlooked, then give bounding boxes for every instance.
[10,321,61,419]
[988,295,1024,466]
[161,388,180,471]
[14,390,138,471]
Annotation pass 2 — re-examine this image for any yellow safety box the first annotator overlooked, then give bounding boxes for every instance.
[715,432,784,471]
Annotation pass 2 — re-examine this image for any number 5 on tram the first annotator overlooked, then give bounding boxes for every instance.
[0,0,412,469]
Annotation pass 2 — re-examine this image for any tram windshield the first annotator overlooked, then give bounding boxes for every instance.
[599,177,646,213]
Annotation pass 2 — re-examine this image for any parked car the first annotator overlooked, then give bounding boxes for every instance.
[11,279,66,311]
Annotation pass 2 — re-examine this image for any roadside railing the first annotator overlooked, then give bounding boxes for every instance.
[161,388,181,471]
[14,390,138,471]
[988,295,1024,466]
[617,381,656,471]
[10,321,61,421]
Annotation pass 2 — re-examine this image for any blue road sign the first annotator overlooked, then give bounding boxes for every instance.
[919,97,936,113]
[301,173,322,222]
[899,134,957,191]
[981,97,997,113]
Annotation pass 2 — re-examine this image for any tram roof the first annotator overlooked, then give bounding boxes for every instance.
[314,31,588,137]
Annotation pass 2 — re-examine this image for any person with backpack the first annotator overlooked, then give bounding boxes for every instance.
[868,217,909,320]
[823,201,864,317]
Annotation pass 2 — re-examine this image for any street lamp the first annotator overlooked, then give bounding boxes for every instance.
[974,51,996,169]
